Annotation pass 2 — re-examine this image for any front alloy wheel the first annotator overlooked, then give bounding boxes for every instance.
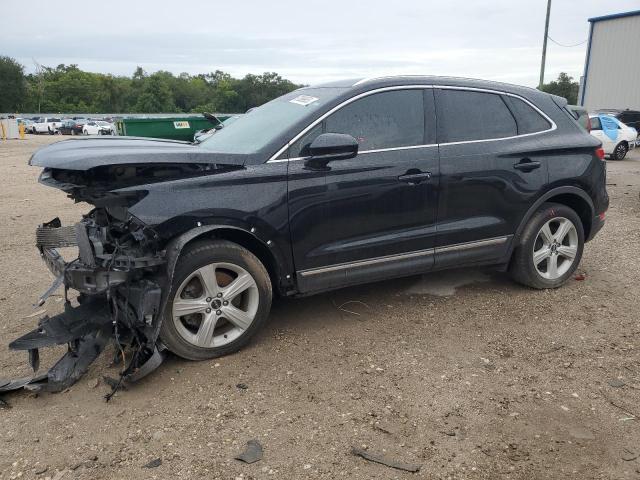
[160,240,272,360]
[172,262,259,349]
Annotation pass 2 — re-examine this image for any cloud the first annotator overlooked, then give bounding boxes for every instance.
[1,0,638,87]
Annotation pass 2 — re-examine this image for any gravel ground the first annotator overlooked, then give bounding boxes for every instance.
[1,135,639,480]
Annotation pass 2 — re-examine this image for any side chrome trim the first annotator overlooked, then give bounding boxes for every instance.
[268,85,556,163]
[297,236,510,278]
[299,248,435,277]
[436,236,509,253]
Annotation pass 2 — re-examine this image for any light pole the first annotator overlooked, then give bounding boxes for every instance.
[539,0,552,89]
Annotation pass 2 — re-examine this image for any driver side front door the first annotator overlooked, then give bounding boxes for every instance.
[286,88,440,293]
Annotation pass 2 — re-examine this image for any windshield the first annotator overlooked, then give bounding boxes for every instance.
[199,88,347,154]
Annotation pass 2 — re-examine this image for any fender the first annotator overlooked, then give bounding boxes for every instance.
[161,223,293,302]
[513,186,595,242]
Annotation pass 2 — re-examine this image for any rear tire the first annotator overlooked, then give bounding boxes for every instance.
[612,142,628,160]
[159,240,272,361]
[510,203,584,289]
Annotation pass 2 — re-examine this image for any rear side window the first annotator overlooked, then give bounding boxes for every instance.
[436,89,517,143]
[591,117,602,130]
[325,90,425,151]
[503,96,551,134]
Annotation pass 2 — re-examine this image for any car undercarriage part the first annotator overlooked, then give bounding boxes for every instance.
[1,210,169,398]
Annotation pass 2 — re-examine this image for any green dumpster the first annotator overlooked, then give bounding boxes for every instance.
[115,115,232,142]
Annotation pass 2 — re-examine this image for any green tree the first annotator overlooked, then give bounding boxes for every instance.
[0,56,26,112]
[11,60,302,114]
[133,73,176,113]
[539,72,579,105]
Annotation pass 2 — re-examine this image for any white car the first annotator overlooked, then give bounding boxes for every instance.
[83,121,115,135]
[589,114,637,160]
[32,117,63,134]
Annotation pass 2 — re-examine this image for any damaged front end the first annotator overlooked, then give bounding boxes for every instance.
[3,170,173,396]
[2,137,250,398]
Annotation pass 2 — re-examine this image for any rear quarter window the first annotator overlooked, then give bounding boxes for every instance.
[503,96,551,134]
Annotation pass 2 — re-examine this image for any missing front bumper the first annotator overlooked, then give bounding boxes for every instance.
[1,215,168,398]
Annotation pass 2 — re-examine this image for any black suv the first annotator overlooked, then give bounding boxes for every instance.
[9,76,609,391]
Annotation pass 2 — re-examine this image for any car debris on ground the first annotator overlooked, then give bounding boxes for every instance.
[234,440,263,464]
[142,458,162,468]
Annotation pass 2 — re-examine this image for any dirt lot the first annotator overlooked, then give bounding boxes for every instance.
[1,135,639,480]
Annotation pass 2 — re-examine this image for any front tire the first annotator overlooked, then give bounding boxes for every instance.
[510,203,584,289]
[612,142,628,160]
[159,240,272,360]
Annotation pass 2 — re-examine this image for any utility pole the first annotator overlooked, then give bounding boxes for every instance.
[538,0,552,89]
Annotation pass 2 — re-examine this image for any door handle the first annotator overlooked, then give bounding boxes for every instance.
[398,171,432,185]
[513,159,541,172]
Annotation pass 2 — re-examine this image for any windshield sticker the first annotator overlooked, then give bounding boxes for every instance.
[289,95,319,106]
[173,121,190,129]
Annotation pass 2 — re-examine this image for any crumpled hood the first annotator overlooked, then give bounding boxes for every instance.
[29,136,248,170]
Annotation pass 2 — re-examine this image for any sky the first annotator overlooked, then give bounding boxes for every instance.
[1,0,639,88]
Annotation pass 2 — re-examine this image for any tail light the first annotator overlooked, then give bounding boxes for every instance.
[595,147,605,160]
[586,116,592,132]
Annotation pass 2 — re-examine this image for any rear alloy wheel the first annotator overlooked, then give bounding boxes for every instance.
[532,217,578,280]
[612,142,628,160]
[510,203,584,289]
[160,240,272,360]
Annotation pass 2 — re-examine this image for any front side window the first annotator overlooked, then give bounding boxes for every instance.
[289,124,323,158]
[324,90,425,151]
[503,95,551,134]
[436,89,517,143]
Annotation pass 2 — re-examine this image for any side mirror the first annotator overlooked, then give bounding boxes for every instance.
[305,133,358,168]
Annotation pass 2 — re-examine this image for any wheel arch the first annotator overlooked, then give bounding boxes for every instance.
[163,225,287,297]
[514,187,595,246]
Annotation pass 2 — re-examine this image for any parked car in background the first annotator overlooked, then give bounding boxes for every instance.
[589,114,637,160]
[32,117,63,134]
[596,109,640,144]
[566,105,591,132]
[58,119,85,135]
[83,120,115,135]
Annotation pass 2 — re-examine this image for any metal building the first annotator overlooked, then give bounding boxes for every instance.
[579,10,640,110]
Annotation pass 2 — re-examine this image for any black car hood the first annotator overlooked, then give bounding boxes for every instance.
[29,136,248,170]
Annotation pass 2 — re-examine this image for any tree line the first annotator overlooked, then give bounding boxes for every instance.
[1,55,582,114]
[0,55,303,114]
